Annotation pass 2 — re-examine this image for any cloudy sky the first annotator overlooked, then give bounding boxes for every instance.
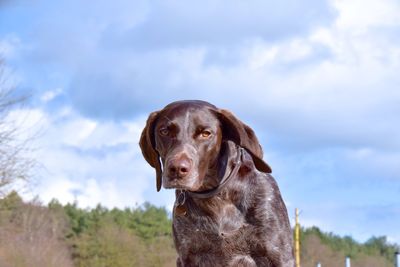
[1,0,400,244]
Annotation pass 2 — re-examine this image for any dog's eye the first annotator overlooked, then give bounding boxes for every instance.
[200,130,211,138]
[159,128,169,136]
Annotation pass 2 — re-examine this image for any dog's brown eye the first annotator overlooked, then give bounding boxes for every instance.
[200,130,211,138]
[159,128,169,136]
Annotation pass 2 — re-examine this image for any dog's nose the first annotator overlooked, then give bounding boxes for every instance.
[167,157,192,179]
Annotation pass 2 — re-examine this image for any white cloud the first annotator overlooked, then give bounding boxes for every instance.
[334,0,400,31]
[62,118,97,147]
[40,88,63,103]
[39,176,138,208]
[3,108,47,150]
[40,177,80,205]
[5,106,152,209]
[247,38,317,70]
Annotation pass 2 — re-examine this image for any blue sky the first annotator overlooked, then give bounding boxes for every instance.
[1,0,400,244]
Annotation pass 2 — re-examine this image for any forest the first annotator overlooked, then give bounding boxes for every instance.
[0,191,398,267]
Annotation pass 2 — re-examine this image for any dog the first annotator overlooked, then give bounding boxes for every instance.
[140,100,294,267]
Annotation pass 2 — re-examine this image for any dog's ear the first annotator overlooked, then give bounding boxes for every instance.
[213,109,272,173]
[139,111,163,191]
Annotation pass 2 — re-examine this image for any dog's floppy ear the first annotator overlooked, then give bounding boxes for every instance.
[139,111,163,191]
[213,109,272,173]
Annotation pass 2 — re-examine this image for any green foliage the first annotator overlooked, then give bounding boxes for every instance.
[0,190,23,226]
[365,236,398,260]
[0,190,23,209]
[129,202,172,240]
[301,226,400,265]
[59,199,175,266]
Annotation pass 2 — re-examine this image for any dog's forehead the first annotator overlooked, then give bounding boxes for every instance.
[163,100,216,110]
[159,102,218,125]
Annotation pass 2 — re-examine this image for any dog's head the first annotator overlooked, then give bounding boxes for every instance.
[139,100,271,191]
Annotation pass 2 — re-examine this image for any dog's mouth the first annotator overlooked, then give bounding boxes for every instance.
[162,172,203,191]
[161,150,206,191]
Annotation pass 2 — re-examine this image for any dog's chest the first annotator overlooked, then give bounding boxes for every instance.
[173,197,263,258]
[215,201,247,235]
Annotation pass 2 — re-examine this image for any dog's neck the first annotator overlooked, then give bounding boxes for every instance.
[196,140,238,192]
[173,142,251,217]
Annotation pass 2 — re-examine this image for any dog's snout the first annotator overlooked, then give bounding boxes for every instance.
[167,156,192,179]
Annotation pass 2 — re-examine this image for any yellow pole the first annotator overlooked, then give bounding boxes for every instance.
[295,208,301,267]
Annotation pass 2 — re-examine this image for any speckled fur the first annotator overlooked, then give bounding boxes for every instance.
[140,101,294,267]
[173,142,294,267]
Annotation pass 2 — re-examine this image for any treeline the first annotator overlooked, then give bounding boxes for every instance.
[0,191,398,267]
[301,227,399,267]
[0,191,176,267]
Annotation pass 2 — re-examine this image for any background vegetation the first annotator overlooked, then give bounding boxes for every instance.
[0,191,398,267]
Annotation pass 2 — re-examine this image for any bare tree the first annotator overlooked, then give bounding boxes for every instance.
[0,59,35,196]
[0,195,74,267]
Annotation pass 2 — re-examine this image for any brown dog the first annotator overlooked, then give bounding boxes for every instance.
[140,100,294,267]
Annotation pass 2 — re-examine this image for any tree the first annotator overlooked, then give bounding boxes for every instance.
[0,192,74,267]
[0,59,34,196]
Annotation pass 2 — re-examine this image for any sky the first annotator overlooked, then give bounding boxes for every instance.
[1,0,400,244]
